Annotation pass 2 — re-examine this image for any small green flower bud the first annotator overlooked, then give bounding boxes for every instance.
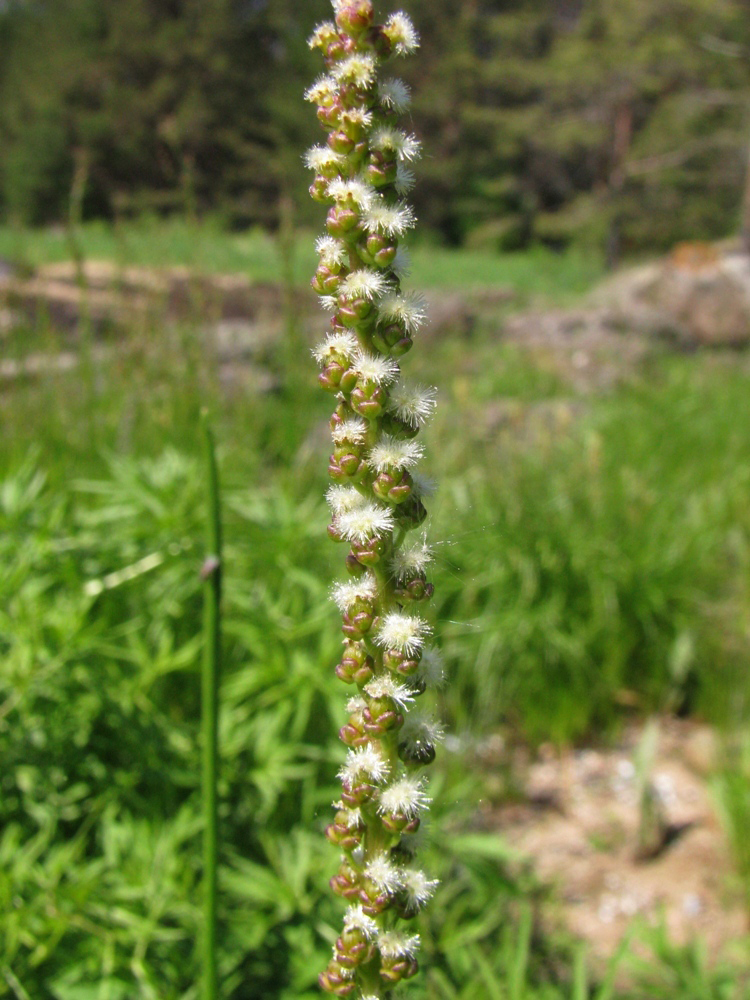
[366,231,397,266]
[329,452,368,483]
[339,717,368,747]
[350,534,387,566]
[338,296,373,326]
[393,576,434,603]
[319,963,357,996]
[326,810,365,849]
[380,955,418,984]
[381,811,420,835]
[325,36,347,61]
[336,926,376,968]
[312,264,342,295]
[359,882,393,916]
[372,469,413,504]
[310,176,332,202]
[350,383,387,418]
[345,552,366,576]
[341,607,378,640]
[372,321,413,356]
[331,860,363,900]
[317,103,341,129]
[363,697,404,735]
[327,205,362,239]
[319,361,348,393]
[337,366,360,395]
[329,128,357,155]
[336,1,375,35]
[336,642,375,684]
[383,648,420,676]
[341,777,379,807]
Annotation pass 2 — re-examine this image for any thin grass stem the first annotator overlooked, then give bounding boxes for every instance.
[200,409,222,1000]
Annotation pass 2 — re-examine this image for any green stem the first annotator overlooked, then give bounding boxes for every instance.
[201,410,222,1000]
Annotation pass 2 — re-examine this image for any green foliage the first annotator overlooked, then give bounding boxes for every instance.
[3,246,750,992]
[0,0,748,252]
[429,357,750,740]
[713,734,750,914]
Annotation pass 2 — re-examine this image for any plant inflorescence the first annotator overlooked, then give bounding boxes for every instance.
[305,3,442,996]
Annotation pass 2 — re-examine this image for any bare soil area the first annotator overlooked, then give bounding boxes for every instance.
[477,719,747,964]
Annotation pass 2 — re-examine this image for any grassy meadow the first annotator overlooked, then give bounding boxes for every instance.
[2,221,750,998]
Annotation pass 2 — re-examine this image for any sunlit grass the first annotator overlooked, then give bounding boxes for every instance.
[0,216,605,301]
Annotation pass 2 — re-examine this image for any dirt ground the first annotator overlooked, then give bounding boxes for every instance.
[475,719,747,964]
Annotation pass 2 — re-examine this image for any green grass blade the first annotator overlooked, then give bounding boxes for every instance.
[201,411,223,1000]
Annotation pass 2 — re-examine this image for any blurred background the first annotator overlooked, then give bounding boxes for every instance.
[2,1,750,998]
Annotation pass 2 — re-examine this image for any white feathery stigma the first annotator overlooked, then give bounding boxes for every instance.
[341,107,373,129]
[411,471,437,499]
[364,674,416,708]
[365,853,404,895]
[339,744,390,785]
[391,536,432,579]
[385,12,420,55]
[312,330,358,365]
[315,235,347,269]
[364,199,416,238]
[331,416,368,445]
[368,435,424,472]
[371,126,422,162]
[402,869,440,908]
[318,294,339,312]
[379,78,412,113]
[327,177,374,209]
[332,53,377,87]
[388,381,437,428]
[308,21,336,49]
[351,350,400,385]
[392,246,412,278]
[304,146,345,173]
[305,75,337,104]
[337,502,395,543]
[375,612,431,656]
[343,905,379,940]
[331,573,378,612]
[377,930,421,959]
[395,163,416,196]
[417,646,447,688]
[326,484,366,516]
[378,291,428,334]
[378,774,431,818]
[339,268,391,301]
[399,712,445,752]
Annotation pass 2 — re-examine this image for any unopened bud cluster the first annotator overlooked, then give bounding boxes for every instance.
[306,3,442,997]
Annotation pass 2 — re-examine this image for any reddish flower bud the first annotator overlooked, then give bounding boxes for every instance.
[383,648,420,676]
[319,361,347,392]
[335,1,374,35]
[363,697,404,735]
[372,469,413,504]
[350,383,386,418]
[380,955,418,984]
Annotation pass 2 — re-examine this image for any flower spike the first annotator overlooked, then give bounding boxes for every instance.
[307,4,441,995]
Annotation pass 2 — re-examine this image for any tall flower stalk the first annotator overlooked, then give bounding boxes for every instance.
[305,4,443,997]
